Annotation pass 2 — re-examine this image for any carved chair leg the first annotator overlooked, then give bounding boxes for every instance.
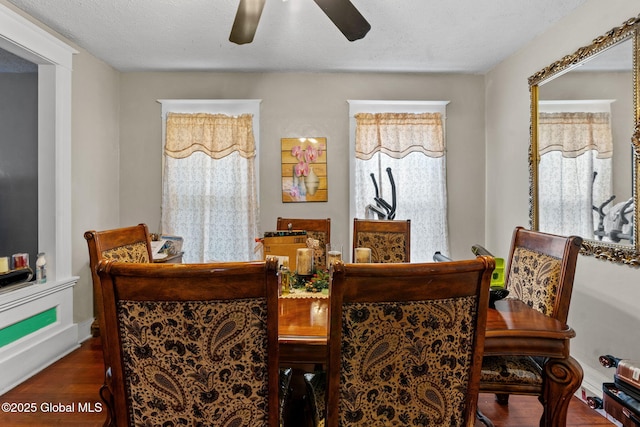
[99,383,114,427]
[99,367,115,427]
[539,356,583,427]
[476,409,496,427]
[495,393,510,405]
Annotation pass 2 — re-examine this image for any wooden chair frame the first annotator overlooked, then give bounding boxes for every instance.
[352,218,411,262]
[326,258,494,427]
[276,217,331,241]
[97,258,280,427]
[84,224,154,427]
[84,224,153,339]
[479,226,582,397]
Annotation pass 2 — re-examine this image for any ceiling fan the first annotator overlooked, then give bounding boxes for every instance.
[229,0,371,45]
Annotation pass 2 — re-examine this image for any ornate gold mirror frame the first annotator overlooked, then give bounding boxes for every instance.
[529,15,640,266]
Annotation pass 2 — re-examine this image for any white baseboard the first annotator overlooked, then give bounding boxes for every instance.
[574,355,612,402]
[77,317,94,343]
[0,323,79,395]
[0,317,98,395]
[571,355,623,424]
[0,279,79,395]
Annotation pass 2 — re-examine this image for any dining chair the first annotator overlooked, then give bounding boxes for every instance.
[352,218,411,263]
[84,223,154,340]
[96,258,281,427]
[477,227,582,407]
[277,217,331,268]
[84,224,155,427]
[305,257,494,427]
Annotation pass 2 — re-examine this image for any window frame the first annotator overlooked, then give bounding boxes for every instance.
[157,99,261,262]
[347,100,449,255]
[537,99,616,239]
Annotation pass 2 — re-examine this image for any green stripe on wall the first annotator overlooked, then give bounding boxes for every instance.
[0,307,57,348]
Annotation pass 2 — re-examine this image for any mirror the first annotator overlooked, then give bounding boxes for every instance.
[529,15,640,266]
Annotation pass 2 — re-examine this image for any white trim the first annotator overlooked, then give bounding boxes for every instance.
[0,278,79,395]
[0,2,78,392]
[76,317,95,344]
[575,355,612,401]
[0,5,75,69]
[539,99,615,113]
[0,3,77,285]
[158,98,262,108]
[348,100,449,115]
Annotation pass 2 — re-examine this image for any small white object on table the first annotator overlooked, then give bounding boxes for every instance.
[354,247,372,263]
[296,248,314,275]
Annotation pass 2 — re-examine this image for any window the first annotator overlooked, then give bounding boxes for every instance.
[538,100,614,240]
[158,100,261,263]
[348,101,450,262]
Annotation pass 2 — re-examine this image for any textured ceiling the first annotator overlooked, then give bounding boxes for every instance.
[5,0,588,73]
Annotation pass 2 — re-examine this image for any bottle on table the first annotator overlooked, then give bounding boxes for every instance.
[36,252,47,284]
[279,259,290,295]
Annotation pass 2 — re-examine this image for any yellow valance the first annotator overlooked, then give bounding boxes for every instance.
[165,113,256,159]
[538,112,613,159]
[355,112,444,160]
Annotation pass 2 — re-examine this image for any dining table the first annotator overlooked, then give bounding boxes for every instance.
[278,292,583,427]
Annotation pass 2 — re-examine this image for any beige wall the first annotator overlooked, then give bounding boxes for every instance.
[2,0,486,335]
[118,72,486,263]
[485,0,640,391]
[7,0,637,396]
[71,50,121,325]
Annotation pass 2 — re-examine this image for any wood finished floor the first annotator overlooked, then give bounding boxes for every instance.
[0,337,615,426]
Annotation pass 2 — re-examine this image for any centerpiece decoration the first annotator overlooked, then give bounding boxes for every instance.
[287,237,330,294]
[290,268,330,293]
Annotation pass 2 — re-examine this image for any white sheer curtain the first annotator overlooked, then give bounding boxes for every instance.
[538,112,613,239]
[539,151,611,238]
[161,113,260,262]
[354,112,449,261]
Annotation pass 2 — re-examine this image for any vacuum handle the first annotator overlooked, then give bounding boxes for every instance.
[471,244,494,257]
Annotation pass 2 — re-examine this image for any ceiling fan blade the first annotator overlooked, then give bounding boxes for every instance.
[229,0,266,45]
[312,0,371,41]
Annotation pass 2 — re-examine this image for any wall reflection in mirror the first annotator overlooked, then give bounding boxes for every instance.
[530,15,640,266]
[538,39,633,244]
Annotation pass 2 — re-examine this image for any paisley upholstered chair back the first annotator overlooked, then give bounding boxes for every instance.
[101,241,150,263]
[325,258,494,427]
[507,247,561,318]
[277,217,331,268]
[84,224,153,336]
[505,227,583,323]
[85,224,153,264]
[96,259,281,427]
[352,218,411,263]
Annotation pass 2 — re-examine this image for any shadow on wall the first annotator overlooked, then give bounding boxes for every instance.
[570,289,640,379]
